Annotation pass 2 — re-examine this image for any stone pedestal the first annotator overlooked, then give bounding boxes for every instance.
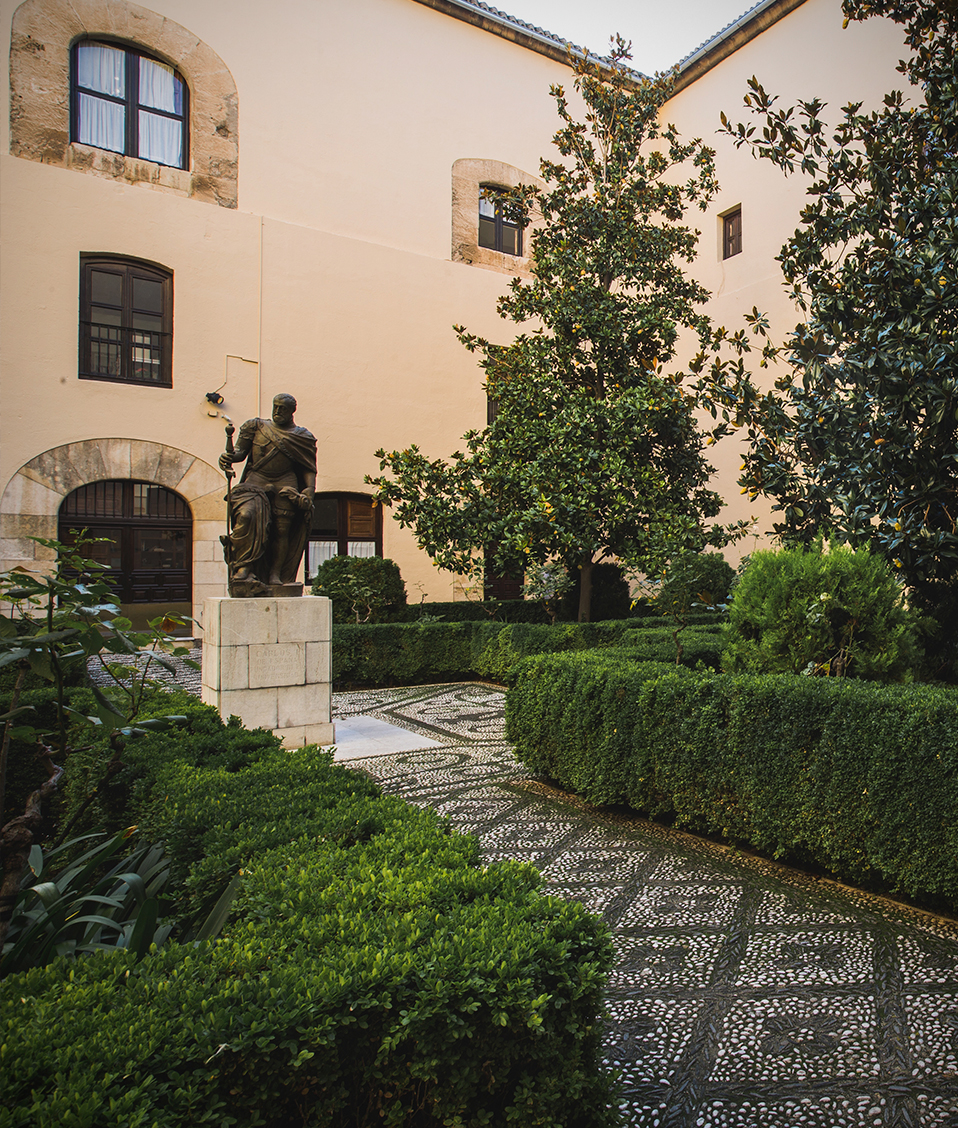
[201,595,334,748]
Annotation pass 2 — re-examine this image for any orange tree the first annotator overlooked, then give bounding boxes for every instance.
[717,0,958,667]
[370,41,750,621]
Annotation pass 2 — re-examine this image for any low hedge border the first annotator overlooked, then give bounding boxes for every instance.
[396,601,726,627]
[3,698,616,1127]
[507,651,958,908]
[332,619,724,687]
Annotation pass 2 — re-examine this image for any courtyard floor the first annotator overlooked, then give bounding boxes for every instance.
[331,682,958,1128]
[91,654,958,1126]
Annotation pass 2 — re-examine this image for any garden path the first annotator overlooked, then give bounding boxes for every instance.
[332,682,958,1128]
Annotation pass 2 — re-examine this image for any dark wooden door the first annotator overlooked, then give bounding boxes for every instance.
[58,480,192,616]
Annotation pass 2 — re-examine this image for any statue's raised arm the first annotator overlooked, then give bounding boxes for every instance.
[219,393,317,597]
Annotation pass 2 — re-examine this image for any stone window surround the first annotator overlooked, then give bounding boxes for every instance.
[0,439,228,632]
[451,158,542,276]
[9,0,238,209]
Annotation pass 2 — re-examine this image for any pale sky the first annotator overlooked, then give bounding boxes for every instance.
[496,0,759,75]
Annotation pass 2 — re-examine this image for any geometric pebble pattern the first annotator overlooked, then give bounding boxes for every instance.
[333,682,958,1126]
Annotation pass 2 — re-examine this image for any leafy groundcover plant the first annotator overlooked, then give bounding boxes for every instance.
[3,706,617,1127]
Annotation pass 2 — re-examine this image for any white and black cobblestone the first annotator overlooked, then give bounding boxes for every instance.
[334,682,958,1128]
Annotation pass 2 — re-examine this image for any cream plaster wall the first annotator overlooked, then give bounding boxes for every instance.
[0,0,919,622]
[663,0,913,555]
[0,0,575,620]
[87,0,570,248]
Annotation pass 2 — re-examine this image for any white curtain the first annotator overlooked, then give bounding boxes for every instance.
[139,111,182,167]
[77,92,124,153]
[77,43,125,97]
[138,57,179,113]
[308,541,339,573]
[348,542,377,558]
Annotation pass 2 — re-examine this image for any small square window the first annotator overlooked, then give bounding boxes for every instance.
[723,208,742,259]
[306,493,382,577]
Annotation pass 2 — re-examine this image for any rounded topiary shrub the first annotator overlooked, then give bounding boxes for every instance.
[310,556,407,623]
[655,552,735,617]
[723,542,919,680]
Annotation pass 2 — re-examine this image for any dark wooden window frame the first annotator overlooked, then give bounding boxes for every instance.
[79,255,173,387]
[478,185,522,256]
[308,492,383,567]
[722,207,743,260]
[70,39,190,170]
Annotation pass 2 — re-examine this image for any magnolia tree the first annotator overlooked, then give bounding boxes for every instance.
[716,0,958,643]
[370,41,750,622]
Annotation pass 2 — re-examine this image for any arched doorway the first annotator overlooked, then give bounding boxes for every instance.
[58,479,192,629]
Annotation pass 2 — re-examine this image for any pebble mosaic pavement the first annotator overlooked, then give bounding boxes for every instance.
[332,683,958,1128]
[93,656,958,1126]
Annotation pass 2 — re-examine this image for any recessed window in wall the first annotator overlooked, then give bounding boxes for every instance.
[723,207,742,259]
[479,187,522,256]
[79,256,173,387]
[307,493,383,576]
[72,41,189,169]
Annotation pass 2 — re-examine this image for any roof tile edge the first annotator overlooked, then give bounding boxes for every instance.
[670,0,809,96]
[408,0,808,93]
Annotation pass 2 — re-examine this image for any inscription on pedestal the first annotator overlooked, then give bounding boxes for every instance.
[249,642,305,688]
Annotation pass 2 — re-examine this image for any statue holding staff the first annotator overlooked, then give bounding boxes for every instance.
[219,393,317,596]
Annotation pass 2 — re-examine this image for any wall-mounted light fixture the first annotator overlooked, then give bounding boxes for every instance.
[206,391,225,405]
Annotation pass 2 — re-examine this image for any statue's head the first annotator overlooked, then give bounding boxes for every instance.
[272,393,296,425]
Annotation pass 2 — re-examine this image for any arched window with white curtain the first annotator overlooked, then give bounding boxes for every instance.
[71,40,189,170]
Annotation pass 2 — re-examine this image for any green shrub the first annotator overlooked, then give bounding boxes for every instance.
[508,651,958,906]
[398,599,550,624]
[655,551,735,616]
[310,555,407,623]
[58,689,283,843]
[331,617,727,687]
[611,625,725,670]
[723,542,918,680]
[332,620,503,686]
[3,743,617,1127]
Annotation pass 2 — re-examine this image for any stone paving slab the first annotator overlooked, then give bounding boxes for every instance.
[329,714,445,759]
[333,682,958,1128]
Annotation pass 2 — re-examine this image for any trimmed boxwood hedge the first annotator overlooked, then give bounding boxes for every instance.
[507,650,958,907]
[332,618,725,687]
[394,601,725,627]
[2,697,616,1128]
[398,599,551,623]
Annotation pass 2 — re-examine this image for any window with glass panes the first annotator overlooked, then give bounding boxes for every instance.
[58,480,191,612]
[72,41,188,169]
[723,208,742,259]
[478,187,522,256]
[307,494,382,576]
[79,257,172,386]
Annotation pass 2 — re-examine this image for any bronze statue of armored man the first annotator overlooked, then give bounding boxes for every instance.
[219,393,317,597]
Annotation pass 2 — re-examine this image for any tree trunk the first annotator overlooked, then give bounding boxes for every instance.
[577,554,593,623]
[0,748,62,948]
